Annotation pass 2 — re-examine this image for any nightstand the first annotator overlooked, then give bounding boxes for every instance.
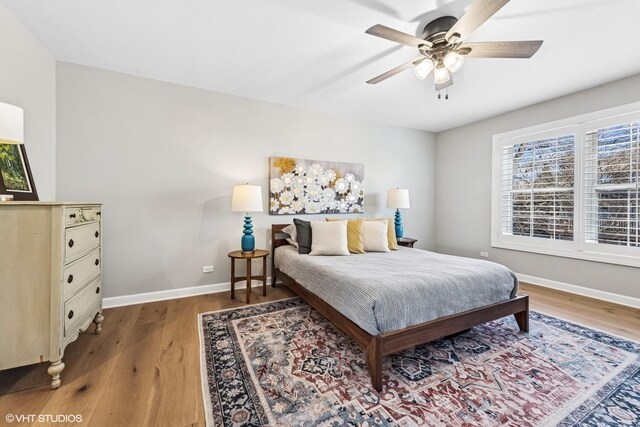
[397,237,417,248]
[228,249,269,303]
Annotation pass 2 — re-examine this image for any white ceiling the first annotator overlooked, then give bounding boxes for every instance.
[3,0,640,132]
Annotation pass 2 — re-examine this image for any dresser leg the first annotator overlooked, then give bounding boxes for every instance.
[93,312,104,335]
[48,360,65,390]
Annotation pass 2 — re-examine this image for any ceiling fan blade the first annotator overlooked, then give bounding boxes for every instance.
[446,0,511,43]
[459,40,543,58]
[366,24,432,48]
[366,57,425,84]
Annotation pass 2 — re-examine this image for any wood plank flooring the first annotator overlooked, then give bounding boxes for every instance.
[0,283,638,426]
[519,282,640,341]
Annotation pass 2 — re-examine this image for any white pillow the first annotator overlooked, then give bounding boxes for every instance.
[363,220,390,252]
[309,221,350,256]
[282,224,298,248]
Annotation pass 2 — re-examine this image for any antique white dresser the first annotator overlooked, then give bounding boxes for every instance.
[0,202,103,389]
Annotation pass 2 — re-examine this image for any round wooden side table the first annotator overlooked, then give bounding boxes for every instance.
[396,237,417,248]
[228,249,269,304]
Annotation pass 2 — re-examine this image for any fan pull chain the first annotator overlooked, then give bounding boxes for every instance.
[436,89,450,100]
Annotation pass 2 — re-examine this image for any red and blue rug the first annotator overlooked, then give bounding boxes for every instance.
[198,297,639,426]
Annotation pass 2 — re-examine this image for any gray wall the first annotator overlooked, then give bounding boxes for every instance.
[0,4,56,200]
[56,62,436,298]
[435,73,640,299]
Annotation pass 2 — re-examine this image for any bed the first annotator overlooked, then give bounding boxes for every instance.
[270,224,529,392]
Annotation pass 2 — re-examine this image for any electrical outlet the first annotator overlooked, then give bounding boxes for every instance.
[202,265,214,273]
[480,251,489,258]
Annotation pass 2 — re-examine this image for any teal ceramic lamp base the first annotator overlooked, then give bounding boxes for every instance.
[394,209,404,239]
[241,215,255,253]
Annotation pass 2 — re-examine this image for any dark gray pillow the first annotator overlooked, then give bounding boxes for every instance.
[293,219,312,254]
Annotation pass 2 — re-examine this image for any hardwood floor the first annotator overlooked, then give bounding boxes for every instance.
[0,283,637,426]
[519,282,640,341]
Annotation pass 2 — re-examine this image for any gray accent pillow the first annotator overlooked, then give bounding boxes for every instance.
[282,224,298,248]
[294,219,312,254]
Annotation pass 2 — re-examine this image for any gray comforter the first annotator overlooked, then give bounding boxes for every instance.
[274,245,518,336]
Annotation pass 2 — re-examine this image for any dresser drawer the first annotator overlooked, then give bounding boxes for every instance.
[65,206,102,226]
[65,222,101,263]
[64,277,102,336]
[65,208,83,226]
[63,249,101,300]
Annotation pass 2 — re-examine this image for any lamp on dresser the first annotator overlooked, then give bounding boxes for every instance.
[0,101,23,145]
[232,184,263,253]
[387,188,410,239]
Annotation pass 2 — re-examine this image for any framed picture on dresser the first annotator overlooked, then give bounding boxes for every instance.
[0,143,38,201]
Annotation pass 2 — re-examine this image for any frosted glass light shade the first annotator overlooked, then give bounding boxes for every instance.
[232,184,263,212]
[0,102,24,144]
[414,60,433,80]
[443,51,465,73]
[433,65,451,85]
[386,188,410,209]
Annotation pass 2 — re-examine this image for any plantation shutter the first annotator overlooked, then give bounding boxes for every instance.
[501,133,575,240]
[584,121,639,247]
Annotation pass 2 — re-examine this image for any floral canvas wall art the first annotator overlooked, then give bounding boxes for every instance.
[269,157,364,215]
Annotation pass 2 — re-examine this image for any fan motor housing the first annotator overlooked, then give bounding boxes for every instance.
[421,16,458,44]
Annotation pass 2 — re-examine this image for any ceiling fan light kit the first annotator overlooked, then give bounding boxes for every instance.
[434,65,451,85]
[413,60,433,80]
[365,0,543,99]
[444,51,465,73]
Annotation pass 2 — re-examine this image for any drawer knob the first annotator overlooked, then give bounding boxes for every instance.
[97,212,101,216]
[67,275,74,284]
[95,259,100,266]
[96,287,101,294]
[68,310,74,319]
[95,231,100,238]
[70,213,77,219]
[68,239,74,248]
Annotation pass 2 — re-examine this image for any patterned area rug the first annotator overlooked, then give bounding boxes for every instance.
[198,298,639,426]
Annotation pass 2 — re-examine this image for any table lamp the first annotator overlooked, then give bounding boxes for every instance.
[386,188,410,239]
[232,184,263,253]
[0,102,23,145]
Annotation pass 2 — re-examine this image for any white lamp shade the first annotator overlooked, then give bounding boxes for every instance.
[232,184,263,212]
[443,51,465,73]
[414,60,433,80]
[433,65,451,85]
[0,102,24,144]
[387,188,410,209]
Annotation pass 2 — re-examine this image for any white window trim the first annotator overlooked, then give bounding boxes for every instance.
[492,101,640,269]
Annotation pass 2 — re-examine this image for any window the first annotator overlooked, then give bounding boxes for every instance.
[501,133,575,241]
[492,103,640,268]
[585,121,639,248]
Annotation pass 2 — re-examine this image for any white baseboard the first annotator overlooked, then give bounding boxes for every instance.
[105,273,640,310]
[516,273,640,309]
[103,278,273,309]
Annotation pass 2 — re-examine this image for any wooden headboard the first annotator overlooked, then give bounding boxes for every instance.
[271,223,291,252]
[271,224,292,283]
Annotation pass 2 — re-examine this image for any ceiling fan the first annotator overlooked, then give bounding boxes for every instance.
[365,0,543,99]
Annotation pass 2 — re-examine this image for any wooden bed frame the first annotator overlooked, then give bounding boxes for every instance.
[270,224,529,392]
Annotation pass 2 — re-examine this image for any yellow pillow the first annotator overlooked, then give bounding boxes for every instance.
[326,218,365,254]
[365,218,398,250]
